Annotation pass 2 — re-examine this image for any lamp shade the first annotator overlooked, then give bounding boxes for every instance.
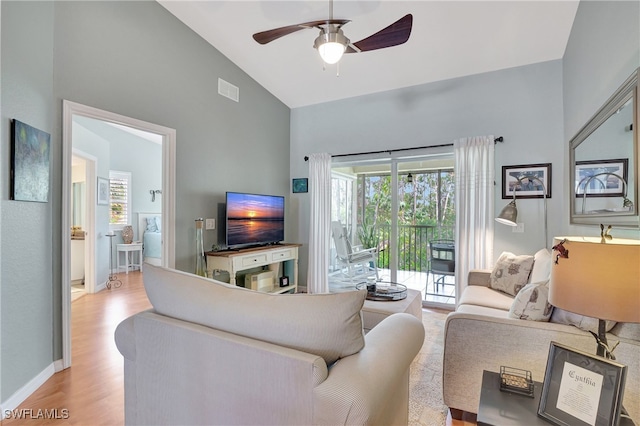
[495,200,518,226]
[549,236,640,323]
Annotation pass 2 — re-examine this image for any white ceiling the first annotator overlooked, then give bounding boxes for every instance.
[158,1,579,109]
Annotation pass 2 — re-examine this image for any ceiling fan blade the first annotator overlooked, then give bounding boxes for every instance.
[348,14,413,53]
[253,19,350,45]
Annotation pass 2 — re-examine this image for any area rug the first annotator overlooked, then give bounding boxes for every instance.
[408,311,449,426]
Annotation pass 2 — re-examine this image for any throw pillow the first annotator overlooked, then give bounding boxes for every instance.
[549,308,617,334]
[143,264,366,365]
[154,216,162,232]
[146,217,158,232]
[530,248,552,283]
[490,252,535,296]
[509,281,553,321]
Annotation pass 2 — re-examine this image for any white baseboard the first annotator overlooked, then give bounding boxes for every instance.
[1,362,55,418]
[54,359,65,372]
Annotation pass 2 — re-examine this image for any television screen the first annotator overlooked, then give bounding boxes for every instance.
[226,192,285,248]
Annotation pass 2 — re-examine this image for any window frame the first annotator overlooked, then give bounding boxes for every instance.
[109,170,132,231]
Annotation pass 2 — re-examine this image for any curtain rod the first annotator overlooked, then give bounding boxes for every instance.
[303,136,503,161]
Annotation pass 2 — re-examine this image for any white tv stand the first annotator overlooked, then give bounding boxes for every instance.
[205,243,300,294]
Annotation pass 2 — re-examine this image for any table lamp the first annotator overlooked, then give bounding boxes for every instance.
[548,236,640,358]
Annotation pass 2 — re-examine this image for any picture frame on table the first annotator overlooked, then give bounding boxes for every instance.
[538,342,627,426]
[292,178,308,193]
[575,158,628,198]
[502,163,552,199]
[97,177,110,205]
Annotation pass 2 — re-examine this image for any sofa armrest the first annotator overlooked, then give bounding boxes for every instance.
[442,311,601,415]
[468,269,492,287]
[313,313,425,425]
[114,314,139,362]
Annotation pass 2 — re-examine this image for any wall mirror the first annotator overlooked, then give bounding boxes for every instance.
[570,68,639,228]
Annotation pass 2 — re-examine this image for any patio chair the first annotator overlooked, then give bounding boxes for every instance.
[428,239,455,295]
[331,221,379,284]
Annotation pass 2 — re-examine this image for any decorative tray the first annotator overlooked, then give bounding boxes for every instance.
[356,282,407,301]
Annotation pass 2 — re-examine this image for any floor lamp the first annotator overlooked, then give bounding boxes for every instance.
[549,236,640,358]
[495,174,548,249]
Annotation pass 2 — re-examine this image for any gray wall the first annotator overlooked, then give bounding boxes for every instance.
[1,0,290,403]
[563,0,640,239]
[1,1,54,403]
[291,60,565,283]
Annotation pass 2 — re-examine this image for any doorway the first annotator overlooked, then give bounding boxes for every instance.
[61,100,176,369]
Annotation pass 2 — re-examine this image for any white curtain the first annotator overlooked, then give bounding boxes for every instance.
[307,153,332,294]
[454,136,495,305]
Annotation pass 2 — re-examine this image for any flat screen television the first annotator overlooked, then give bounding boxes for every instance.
[225,192,285,249]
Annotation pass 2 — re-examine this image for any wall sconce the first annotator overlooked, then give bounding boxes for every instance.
[150,189,162,202]
[577,172,633,214]
[495,174,548,249]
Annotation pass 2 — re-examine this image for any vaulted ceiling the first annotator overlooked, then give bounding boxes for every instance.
[158,1,579,108]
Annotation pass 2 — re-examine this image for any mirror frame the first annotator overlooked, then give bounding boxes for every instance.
[570,68,639,228]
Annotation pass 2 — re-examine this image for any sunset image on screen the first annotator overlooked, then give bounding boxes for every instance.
[226,192,285,247]
[227,193,284,221]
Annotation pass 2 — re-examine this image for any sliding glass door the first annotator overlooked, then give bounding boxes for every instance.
[330,152,456,307]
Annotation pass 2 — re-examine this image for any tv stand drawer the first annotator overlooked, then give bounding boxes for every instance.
[239,254,268,267]
[271,249,293,261]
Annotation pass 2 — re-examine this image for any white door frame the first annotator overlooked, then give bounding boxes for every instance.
[71,149,97,293]
[61,100,176,369]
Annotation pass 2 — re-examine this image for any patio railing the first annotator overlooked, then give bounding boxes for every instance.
[374,224,454,272]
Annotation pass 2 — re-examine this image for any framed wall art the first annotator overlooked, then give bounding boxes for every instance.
[292,178,308,193]
[97,177,110,205]
[10,119,51,203]
[575,159,628,198]
[538,342,627,426]
[502,163,552,199]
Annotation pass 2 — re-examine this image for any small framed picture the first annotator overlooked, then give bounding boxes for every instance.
[538,342,627,426]
[292,178,308,193]
[97,177,110,205]
[502,163,552,199]
[575,159,628,198]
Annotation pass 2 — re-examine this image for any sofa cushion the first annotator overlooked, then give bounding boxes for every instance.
[489,252,534,296]
[610,322,640,341]
[458,285,514,311]
[143,264,366,365]
[530,248,552,283]
[508,281,553,322]
[549,308,616,334]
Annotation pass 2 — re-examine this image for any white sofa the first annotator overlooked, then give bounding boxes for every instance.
[442,250,640,422]
[115,264,425,425]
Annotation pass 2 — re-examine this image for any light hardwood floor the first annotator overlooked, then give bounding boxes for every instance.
[4,271,476,426]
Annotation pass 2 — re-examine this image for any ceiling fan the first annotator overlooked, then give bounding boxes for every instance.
[252,1,413,65]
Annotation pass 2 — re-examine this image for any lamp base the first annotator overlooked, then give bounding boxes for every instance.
[591,319,617,360]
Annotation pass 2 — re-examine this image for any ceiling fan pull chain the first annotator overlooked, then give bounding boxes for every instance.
[336,61,340,77]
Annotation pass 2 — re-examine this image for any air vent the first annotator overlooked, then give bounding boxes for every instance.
[218,78,239,102]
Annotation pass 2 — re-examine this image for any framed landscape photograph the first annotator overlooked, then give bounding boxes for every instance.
[10,119,51,203]
[538,342,627,426]
[575,159,628,198]
[97,177,110,205]
[502,163,552,199]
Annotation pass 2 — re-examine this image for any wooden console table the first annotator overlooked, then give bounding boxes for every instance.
[206,244,301,294]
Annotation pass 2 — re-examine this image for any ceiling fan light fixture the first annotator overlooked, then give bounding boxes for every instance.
[314,28,349,64]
